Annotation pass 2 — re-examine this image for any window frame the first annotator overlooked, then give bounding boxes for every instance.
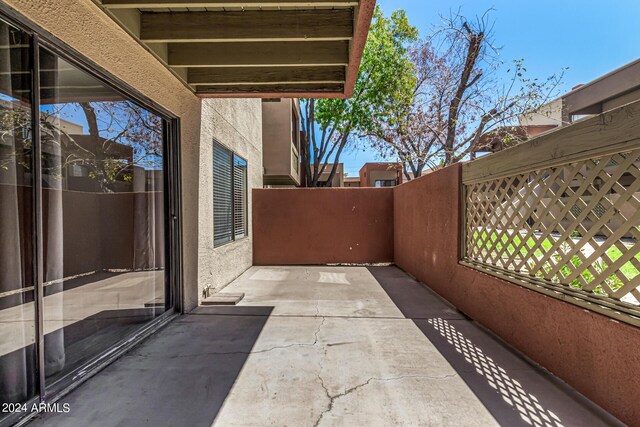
[213,140,248,248]
[36,42,182,395]
[233,154,248,240]
[374,179,396,187]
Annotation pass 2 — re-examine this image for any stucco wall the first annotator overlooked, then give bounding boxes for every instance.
[253,188,394,265]
[262,99,293,178]
[2,0,263,311]
[393,164,640,426]
[198,98,263,298]
[519,97,563,126]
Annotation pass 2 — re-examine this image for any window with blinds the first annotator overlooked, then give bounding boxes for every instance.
[233,156,247,239]
[213,141,248,247]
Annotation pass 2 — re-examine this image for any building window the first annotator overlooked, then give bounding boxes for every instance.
[233,155,248,239]
[292,145,299,174]
[213,141,247,247]
[375,179,396,187]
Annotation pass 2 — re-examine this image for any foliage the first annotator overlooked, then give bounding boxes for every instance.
[40,101,163,192]
[367,9,565,179]
[475,230,639,294]
[1,100,162,193]
[299,6,418,186]
[0,107,32,172]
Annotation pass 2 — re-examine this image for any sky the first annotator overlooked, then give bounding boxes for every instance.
[341,0,640,176]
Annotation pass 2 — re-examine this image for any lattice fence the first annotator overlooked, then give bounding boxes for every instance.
[463,148,640,319]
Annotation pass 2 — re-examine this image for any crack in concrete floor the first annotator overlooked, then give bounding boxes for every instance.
[135,316,329,359]
[313,373,460,427]
[307,314,459,427]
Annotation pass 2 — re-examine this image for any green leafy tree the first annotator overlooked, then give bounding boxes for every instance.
[299,6,418,187]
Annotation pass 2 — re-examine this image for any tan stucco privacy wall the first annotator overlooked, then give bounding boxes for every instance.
[4,0,262,311]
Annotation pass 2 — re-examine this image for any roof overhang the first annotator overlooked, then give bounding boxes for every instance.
[564,58,640,116]
[96,0,375,98]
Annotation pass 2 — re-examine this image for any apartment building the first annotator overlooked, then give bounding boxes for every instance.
[300,163,345,187]
[344,176,361,187]
[359,162,403,187]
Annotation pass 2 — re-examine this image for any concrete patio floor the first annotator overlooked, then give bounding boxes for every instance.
[30,266,622,427]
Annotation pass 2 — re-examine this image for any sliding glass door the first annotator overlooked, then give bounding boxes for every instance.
[0,15,177,425]
[0,19,38,419]
[38,46,169,386]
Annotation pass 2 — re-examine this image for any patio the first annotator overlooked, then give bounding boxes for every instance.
[1,2,637,426]
[29,266,620,427]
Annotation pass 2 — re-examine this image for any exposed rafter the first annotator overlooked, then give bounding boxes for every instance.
[188,66,345,84]
[195,83,345,96]
[140,10,353,43]
[168,41,350,67]
[97,0,375,97]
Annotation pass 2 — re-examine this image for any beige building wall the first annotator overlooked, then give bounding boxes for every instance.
[262,99,300,185]
[4,0,262,311]
[344,177,360,187]
[518,98,564,127]
[312,163,344,187]
[198,99,263,297]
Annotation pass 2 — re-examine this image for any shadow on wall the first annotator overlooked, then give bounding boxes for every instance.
[29,306,274,427]
[367,266,622,427]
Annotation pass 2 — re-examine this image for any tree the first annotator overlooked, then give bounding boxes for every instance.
[0,99,162,193]
[39,100,163,192]
[299,6,418,187]
[367,10,564,180]
[0,106,32,174]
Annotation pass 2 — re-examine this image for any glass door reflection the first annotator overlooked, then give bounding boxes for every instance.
[38,48,169,387]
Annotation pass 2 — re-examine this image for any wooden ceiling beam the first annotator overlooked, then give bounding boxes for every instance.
[140,9,353,42]
[195,81,344,86]
[96,0,376,97]
[187,66,345,84]
[168,41,349,67]
[195,82,344,96]
[103,0,359,8]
